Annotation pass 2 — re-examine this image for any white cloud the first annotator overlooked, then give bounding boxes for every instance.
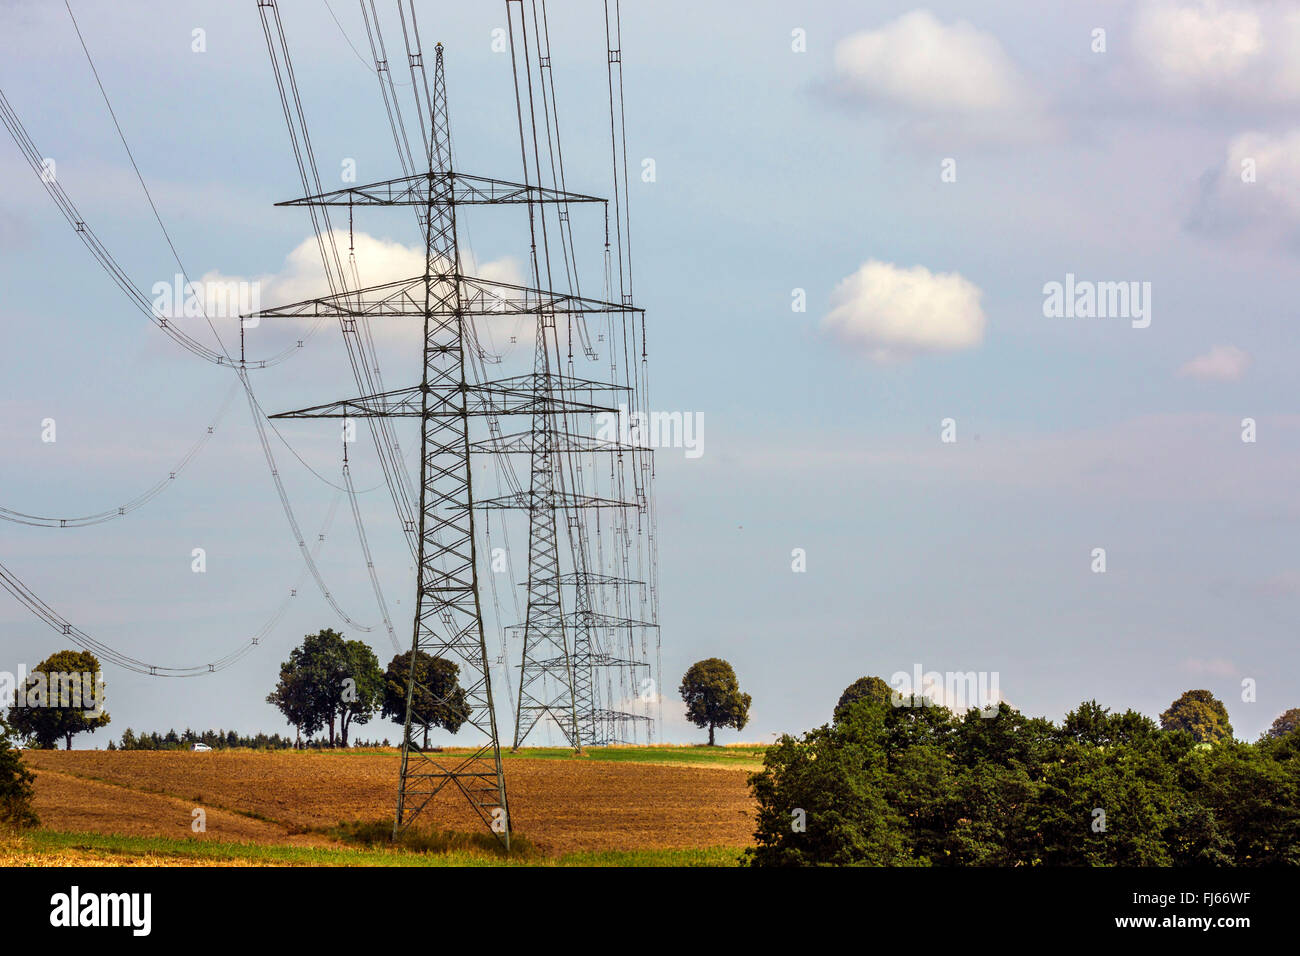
[821,260,986,363]
[1189,129,1300,243]
[1179,344,1251,381]
[1223,130,1300,218]
[833,11,1031,114]
[1133,0,1262,90]
[1132,0,1300,103]
[830,11,1044,142]
[190,231,524,352]
[203,230,523,310]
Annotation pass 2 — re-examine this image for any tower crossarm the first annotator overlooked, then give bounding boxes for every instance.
[268,386,425,419]
[487,371,631,393]
[244,273,641,320]
[459,275,643,316]
[525,653,648,670]
[471,491,638,511]
[576,611,660,630]
[470,430,641,455]
[517,573,645,588]
[273,170,605,207]
[511,610,657,630]
[590,710,653,722]
[269,383,624,420]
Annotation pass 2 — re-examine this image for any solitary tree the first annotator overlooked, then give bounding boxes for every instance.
[381,650,468,747]
[679,658,751,746]
[834,675,892,722]
[1160,689,1233,744]
[7,650,110,749]
[1267,707,1300,739]
[0,716,37,829]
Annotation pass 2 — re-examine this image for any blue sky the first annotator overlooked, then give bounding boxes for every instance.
[2,0,1299,746]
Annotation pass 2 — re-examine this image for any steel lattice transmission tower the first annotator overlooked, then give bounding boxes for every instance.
[511,316,582,750]
[501,1,655,753]
[249,44,639,844]
[508,289,650,752]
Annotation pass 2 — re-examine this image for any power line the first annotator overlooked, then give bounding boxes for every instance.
[0,90,317,370]
[0,381,238,529]
[57,1,380,633]
[0,492,344,677]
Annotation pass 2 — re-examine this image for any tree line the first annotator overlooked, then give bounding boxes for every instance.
[6,634,723,753]
[0,638,758,753]
[0,632,470,752]
[113,728,298,751]
[747,677,1300,866]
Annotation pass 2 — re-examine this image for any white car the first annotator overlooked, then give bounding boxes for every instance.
[191,743,212,752]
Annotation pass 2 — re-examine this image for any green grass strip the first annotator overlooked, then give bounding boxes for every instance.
[23,829,744,868]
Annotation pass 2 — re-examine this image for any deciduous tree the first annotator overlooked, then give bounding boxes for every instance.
[0,716,37,828]
[1267,707,1300,739]
[1160,689,1233,744]
[833,675,892,722]
[381,650,468,747]
[268,630,383,746]
[679,658,751,746]
[6,650,110,750]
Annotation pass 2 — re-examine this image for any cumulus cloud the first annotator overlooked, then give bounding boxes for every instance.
[821,260,986,363]
[1188,129,1300,244]
[1179,344,1251,381]
[830,11,1044,141]
[203,230,523,310]
[1131,0,1300,104]
[186,231,524,353]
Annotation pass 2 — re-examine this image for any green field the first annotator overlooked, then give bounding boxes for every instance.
[501,744,768,770]
[298,743,770,772]
[15,830,745,868]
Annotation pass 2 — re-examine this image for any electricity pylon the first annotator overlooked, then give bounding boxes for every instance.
[507,288,649,751]
[511,318,582,751]
[248,44,639,845]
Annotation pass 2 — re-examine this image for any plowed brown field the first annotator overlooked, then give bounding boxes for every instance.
[22,751,756,855]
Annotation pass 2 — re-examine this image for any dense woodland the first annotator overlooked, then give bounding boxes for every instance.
[746,685,1300,866]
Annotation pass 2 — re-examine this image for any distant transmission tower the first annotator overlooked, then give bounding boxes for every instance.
[250,43,639,844]
[507,306,651,751]
[501,0,655,749]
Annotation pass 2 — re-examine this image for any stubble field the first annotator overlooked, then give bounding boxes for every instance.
[10,748,761,865]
